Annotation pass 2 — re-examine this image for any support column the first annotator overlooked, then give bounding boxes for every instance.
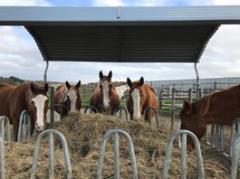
[194,63,200,99]
[44,60,49,83]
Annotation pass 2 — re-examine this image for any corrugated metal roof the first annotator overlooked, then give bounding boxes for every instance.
[0,6,239,62]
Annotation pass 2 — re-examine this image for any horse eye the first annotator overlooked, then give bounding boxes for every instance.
[31,101,35,105]
[100,85,103,88]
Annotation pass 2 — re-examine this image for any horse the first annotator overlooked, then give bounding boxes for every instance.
[90,71,120,114]
[115,84,129,100]
[0,82,49,141]
[180,85,240,144]
[54,81,81,116]
[126,77,159,121]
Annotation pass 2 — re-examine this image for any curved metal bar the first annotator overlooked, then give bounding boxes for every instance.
[30,129,72,179]
[84,105,99,114]
[17,110,32,142]
[231,136,240,179]
[113,106,129,120]
[0,137,5,179]
[0,116,11,142]
[97,129,138,179]
[163,129,205,179]
[143,107,160,128]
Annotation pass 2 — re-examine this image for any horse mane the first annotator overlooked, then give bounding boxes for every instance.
[56,84,64,91]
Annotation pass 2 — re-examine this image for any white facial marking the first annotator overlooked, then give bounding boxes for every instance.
[67,89,78,113]
[102,81,110,108]
[131,88,141,120]
[32,94,48,131]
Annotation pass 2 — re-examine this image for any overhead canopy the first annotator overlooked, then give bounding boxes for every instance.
[0,6,240,62]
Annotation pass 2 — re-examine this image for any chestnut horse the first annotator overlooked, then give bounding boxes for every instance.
[0,82,48,141]
[54,81,81,116]
[127,77,159,121]
[90,71,120,114]
[180,84,240,143]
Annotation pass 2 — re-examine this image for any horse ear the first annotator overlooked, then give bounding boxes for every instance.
[66,81,71,89]
[44,83,49,92]
[139,77,144,86]
[75,80,81,88]
[127,78,132,88]
[99,71,103,79]
[182,101,191,114]
[30,82,37,94]
[108,71,112,79]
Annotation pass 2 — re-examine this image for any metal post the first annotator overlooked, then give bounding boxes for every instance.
[188,88,192,103]
[114,107,129,120]
[96,129,138,179]
[143,107,160,128]
[18,111,31,142]
[0,116,11,142]
[50,87,55,128]
[231,137,240,179]
[163,129,204,179]
[194,63,200,99]
[30,129,72,179]
[171,88,175,130]
[44,60,49,83]
[0,137,4,179]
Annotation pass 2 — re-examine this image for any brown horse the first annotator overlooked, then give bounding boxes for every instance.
[54,81,81,116]
[180,84,240,143]
[90,71,120,114]
[0,82,48,141]
[127,77,159,121]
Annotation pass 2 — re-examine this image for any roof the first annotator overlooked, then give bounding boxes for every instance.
[0,6,240,63]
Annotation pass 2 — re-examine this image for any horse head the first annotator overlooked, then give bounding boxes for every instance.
[127,77,146,120]
[65,81,81,113]
[99,70,113,109]
[180,101,207,145]
[30,82,49,131]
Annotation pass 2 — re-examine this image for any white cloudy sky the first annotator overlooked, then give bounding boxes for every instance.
[0,0,240,84]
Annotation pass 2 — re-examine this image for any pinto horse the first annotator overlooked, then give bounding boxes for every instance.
[127,77,159,121]
[90,71,120,114]
[180,84,240,143]
[54,81,81,116]
[0,82,48,141]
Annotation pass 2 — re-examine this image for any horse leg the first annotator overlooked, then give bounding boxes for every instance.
[12,118,19,141]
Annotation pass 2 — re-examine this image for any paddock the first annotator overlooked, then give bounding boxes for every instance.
[1,6,240,179]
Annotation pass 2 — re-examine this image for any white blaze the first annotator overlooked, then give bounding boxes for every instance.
[131,88,141,119]
[32,94,48,131]
[102,81,110,108]
[67,89,78,113]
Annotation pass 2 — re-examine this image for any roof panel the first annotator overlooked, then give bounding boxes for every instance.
[1,6,238,62]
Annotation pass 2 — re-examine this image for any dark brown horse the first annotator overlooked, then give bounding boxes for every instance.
[180,85,240,142]
[90,71,120,114]
[54,81,81,116]
[0,82,48,141]
[127,77,159,121]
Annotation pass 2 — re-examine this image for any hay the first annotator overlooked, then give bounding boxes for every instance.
[5,113,231,179]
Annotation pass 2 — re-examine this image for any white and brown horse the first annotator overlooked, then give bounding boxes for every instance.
[0,82,49,141]
[54,81,81,116]
[90,71,120,114]
[127,77,159,121]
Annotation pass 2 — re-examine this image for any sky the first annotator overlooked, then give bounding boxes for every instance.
[1,0,240,84]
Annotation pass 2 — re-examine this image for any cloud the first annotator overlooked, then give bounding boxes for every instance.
[0,0,51,6]
[92,0,124,6]
[212,0,240,5]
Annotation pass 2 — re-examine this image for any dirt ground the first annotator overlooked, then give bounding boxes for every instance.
[4,113,234,179]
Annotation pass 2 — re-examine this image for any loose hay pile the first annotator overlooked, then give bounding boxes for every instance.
[5,113,231,178]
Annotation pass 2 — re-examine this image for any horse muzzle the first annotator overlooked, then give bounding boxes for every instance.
[35,122,45,131]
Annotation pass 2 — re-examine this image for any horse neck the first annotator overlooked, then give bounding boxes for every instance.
[14,83,32,113]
